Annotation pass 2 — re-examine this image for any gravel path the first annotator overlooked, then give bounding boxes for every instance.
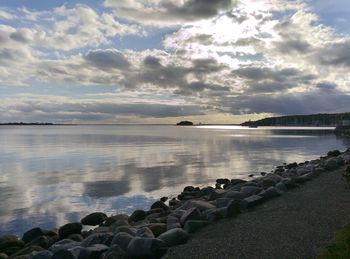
[165,167,350,259]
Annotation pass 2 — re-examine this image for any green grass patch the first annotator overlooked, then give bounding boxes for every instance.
[318,223,350,259]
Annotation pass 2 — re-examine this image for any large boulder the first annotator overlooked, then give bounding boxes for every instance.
[51,249,76,259]
[136,227,155,239]
[261,178,276,189]
[147,223,167,237]
[26,235,54,249]
[59,222,83,239]
[110,232,133,252]
[129,210,147,222]
[22,228,45,243]
[224,191,249,200]
[240,195,263,209]
[158,228,189,246]
[241,186,263,196]
[126,238,167,258]
[0,235,25,255]
[180,208,201,226]
[216,178,230,185]
[81,233,114,247]
[78,244,109,259]
[49,239,81,254]
[179,200,216,212]
[226,200,241,217]
[150,201,169,211]
[81,212,107,226]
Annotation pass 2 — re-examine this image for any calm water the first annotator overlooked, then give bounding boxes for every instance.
[0,125,349,236]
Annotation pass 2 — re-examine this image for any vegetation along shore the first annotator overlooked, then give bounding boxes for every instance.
[0,149,350,259]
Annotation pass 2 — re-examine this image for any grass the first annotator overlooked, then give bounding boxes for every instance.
[318,223,350,259]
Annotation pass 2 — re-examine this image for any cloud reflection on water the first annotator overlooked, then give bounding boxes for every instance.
[0,125,349,235]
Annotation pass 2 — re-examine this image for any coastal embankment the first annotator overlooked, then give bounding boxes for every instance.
[0,150,349,259]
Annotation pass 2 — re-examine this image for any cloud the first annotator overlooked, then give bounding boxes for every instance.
[84,49,131,71]
[104,0,236,26]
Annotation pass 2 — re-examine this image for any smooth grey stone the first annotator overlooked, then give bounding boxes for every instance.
[52,249,76,259]
[59,223,82,239]
[258,187,282,200]
[180,208,201,225]
[81,212,107,226]
[204,209,222,222]
[241,186,263,196]
[240,195,263,209]
[113,226,136,236]
[150,201,169,211]
[136,227,154,238]
[215,198,233,208]
[158,228,189,246]
[22,228,45,243]
[179,200,216,211]
[110,232,133,252]
[81,233,113,247]
[49,239,81,253]
[78,244,109,259]
[129,210,147,222]
[261,178,276,189]
[224,191,248,200]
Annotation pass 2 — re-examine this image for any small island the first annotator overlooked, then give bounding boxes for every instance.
[176,121,194,126]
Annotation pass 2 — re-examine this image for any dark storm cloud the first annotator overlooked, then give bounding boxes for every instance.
[84,49,131,70]
[234,67,315,93]
[276,39,311,54]
[10,31,30,43]
[316,81,338,91]
[317,41,350,67]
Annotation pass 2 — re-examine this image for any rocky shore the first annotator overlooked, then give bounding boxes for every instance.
[1,149,349,259]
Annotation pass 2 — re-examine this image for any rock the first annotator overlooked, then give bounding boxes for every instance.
[243,182,258,187]
[113,226,137,236]
[49,239,81,254]
[31,250,53,259]
[216,178,230,185]
[147,223,167,237]
[0,254,7,259]
[150,201,169,211]
[183,186,195,192]
[258,187,282,200]
[67,234,84,242]
[169,198,180,207]
[81,212,107,226]
[59,223,82,239]
[183,220,208,234]
[224,191,249,200]
[126,238,167,258]
[208,189,226,201]
[22,228,45,243]
[261,178,276,189]
[0,236,24,255]
[230,179,247,185]
[180,200,216,212]
[52,249,76,259]
[226,200,241,217]
[100,245,128,259]
[9,245,44,258]
[81,233,114,247]
[78,244,109,259]
[241,186,263,196]
[102,215,129,227]
[328,150,341,157]
[26,235,54,249]
[296,167,310,176]
[136,227,155,239]
[282,178,298,189]
[240,195,263,209]
[110,233,133,252]
[129,210,147,222]
[324,157,339,170]
[158,228,189,247]
[180,208,201,225]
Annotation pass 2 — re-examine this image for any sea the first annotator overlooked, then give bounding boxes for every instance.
[0,125,349,235]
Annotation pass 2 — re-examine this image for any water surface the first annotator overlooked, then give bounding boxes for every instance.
[0,125,348,235]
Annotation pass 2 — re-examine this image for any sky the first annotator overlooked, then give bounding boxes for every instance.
[0,0,350,124]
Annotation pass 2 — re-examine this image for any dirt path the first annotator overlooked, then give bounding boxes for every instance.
[165,167,350,259]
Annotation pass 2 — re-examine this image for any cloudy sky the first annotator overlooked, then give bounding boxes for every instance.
[0,0,349,124]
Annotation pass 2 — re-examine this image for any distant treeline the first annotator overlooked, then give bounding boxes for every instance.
[241,113,350,127]
[0,122,54,125]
